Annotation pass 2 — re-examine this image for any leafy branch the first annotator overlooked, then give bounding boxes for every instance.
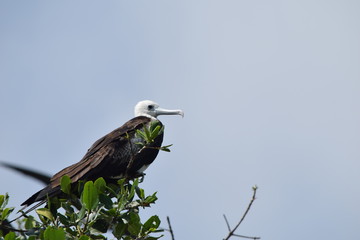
[0,177,163,240]
[0,180,261,240]
[135,121,172,152]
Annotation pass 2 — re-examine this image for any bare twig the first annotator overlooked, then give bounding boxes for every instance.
[233,233,260,239]
[167,216,175,240]
[223,214,231,231]
[223,185,260,240]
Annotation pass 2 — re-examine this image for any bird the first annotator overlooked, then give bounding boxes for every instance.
[21,100,183,209]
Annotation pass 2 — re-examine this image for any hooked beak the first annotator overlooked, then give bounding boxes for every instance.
[155,107,184,118]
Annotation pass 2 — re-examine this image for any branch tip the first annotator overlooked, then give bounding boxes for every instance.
[223,186,259,240]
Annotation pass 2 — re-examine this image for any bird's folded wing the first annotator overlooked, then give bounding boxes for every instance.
[49,145,116,188]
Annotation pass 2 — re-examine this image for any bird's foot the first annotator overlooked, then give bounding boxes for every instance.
[138,173,146,183]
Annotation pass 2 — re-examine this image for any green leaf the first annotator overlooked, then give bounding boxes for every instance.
[135,186,145,200]
[127,212,141,236]
[1,207,14,220]
[99,194,113,209]
[113,220,126,239]
[128,179,138,200]
[57,213,69,226]
[44,226,65,240]
[145,236,164,240]
[135,129,147,140]
[143,124,151,142]
[92,218,110,233]
[48,196,61,213]
[0,194,9,208]
[60,175,71,194]
[4,232,16,240]
[135,122,164,146]
[142,215,161,233]
[150,125,162,139]
[149,120,161,131]
[94,177,106,193]
[77,206,86,220]
[81,181,99,211]
[160,144,173,152]
[25,215,36,229]
[36,208,54,222]
[61,202,74,214]
[105,208,117,217]
[149,121,164,142]
[117,178,126,188]
[144,192,158,204]
[0,195,4,207]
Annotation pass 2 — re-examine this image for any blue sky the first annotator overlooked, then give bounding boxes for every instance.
[1,1,359,239]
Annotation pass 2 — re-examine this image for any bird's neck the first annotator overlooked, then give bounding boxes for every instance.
[137,113,158,121]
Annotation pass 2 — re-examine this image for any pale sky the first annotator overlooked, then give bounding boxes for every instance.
[1,1,359,239]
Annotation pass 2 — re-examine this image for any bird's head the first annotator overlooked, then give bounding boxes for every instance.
[134,100,184,119]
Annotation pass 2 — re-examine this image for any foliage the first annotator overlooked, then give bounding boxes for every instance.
[0,120,260,240]
[0,178,163,240]
[0,120,172,240]
[135,121,173,152]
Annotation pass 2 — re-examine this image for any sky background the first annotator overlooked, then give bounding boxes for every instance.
[1,1,359,239]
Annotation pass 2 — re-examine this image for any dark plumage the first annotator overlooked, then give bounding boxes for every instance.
[21,100,183,208]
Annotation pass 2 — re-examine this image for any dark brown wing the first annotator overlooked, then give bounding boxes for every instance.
[22,116,154,206]
[49,116,152,187]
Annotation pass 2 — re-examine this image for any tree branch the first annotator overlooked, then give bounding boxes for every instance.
[167,216,175,240]
[223,185,260,240]
[223,214,231,231]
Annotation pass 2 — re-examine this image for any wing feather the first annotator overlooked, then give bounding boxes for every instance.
[48,116,151,188]
[21,116,153,205]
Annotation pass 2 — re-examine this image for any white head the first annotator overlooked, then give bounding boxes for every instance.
[134,100,184,119]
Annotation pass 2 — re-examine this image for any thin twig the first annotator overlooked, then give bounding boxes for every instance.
[223,185,260,240]
[167,216,175,240]
[223,214,231,231]
[233,233,261,239]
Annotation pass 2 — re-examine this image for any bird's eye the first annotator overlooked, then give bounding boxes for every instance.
[147,105,154,110]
